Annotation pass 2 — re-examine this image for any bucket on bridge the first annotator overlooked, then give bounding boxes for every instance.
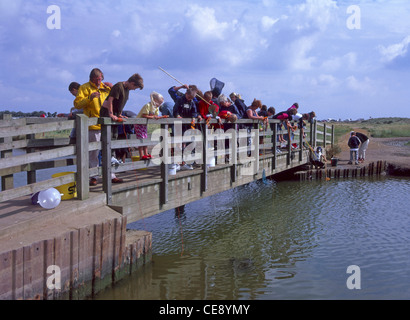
[132,155,147,170]
[51,172,77,200]
[168,164,177,175]
[207,157,216,168]
[331,158,339,167]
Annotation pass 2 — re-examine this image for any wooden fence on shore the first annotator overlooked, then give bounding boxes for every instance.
[1,113,334,205]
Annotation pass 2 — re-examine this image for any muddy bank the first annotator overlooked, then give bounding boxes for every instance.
[386,162,410,176]
[338,133,410,177]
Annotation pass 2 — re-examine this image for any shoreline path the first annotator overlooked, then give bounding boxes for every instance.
[336,129,410,173]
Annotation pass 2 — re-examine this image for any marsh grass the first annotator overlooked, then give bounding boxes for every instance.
[367,125,410,138]
[35,125,162,139]
[35,129,71,139]
[361,118,410,138]
[332,117,410,141]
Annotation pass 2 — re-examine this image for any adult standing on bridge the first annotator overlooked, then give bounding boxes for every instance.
[74,68,122,186]
[355,131,370,163]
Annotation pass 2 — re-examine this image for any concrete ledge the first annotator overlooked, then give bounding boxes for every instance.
[0,215,152,300]
[0,194,152,300]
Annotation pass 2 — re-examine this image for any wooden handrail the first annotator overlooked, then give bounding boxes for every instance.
[0,114,334,204]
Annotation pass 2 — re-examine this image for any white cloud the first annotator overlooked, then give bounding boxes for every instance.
[185,5,229,40]
[44,68,75,84]
[294,0,338,32]
[317,74,339,88]
[346,75,374,94]
[111,30,121,38]
[261,16,279,31]
[128,13,173,55]
[1,0,410,119]
[289,35,318,70]
[321,52,357,72]
[379,36,410,62]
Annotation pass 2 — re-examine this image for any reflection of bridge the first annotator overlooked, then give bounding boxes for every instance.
[0,114,333,299]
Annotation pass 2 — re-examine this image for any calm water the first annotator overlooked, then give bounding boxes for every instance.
[94,175,410,300]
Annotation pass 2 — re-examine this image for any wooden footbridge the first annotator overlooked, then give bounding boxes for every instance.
[0,113,333,299]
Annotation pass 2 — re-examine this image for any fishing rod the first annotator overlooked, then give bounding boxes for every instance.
[302,134,330,181]
[158,67,212,107]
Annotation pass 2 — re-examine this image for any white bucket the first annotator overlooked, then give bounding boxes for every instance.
[169,164,177,175]
[207,157,216,168]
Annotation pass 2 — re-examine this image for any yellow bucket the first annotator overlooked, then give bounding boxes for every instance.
[52,172,77,200]
[132,156,147,170]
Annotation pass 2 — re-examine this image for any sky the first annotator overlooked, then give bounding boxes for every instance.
[1,0,410,120]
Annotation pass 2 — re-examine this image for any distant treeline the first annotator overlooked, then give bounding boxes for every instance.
[0,110,58,118]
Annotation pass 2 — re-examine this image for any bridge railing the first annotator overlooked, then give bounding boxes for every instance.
[0,114,79,203]
[0,113,333,204]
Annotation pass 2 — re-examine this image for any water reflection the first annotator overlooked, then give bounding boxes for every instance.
[96,176,410,300]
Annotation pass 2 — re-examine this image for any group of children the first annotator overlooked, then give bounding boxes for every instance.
[66,71,320,179]
[66,69,376,184]
[105,77,370,170]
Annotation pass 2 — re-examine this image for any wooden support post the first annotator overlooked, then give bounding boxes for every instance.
[231,126,238,183]
[323,123,327,148]
[201,124,208,193]
[254,127,260,175]
[160,124,169,205]
[101,119,112,205]
[0,114,13,190]
[25,133,36,185]
[309,122,314,150]
[75,114,90,200]
[272,121,277,170]
[286,125,291,166]
[313,120,317,149]
[299,126,303,162]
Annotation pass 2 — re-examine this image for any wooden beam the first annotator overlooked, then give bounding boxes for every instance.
[75,114,90,200]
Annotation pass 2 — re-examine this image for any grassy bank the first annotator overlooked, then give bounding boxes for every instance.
[331,117,410,142]
[361,118,410,138]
